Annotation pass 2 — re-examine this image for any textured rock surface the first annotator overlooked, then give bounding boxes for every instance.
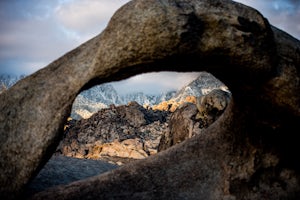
[158,89,231,151]
[158,103,200,151]
[57,102,168,164]
[195,89,231,127]
[0,0,300,199]
[24,155,117,197]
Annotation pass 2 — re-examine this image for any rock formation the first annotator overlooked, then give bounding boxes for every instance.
[158,102,200,151]
[158,89,231,152]
[195,89,231,127]
[0,0,300,199]
[57,102,169,165]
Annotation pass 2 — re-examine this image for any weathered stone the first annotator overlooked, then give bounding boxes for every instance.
[158,103,200,151]
[196,89,231,127]
[158,89,230,152]
[0,0,300,199]
[24,155,117,197]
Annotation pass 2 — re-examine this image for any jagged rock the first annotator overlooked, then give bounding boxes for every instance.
[1,0,300,199]
[56,102,168,165]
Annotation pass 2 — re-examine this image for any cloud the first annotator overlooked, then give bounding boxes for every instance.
[0,0,130,76]
[54,0,129,42]
[112,72,201,95]
[0,0,80,75]
[234,0,300,39]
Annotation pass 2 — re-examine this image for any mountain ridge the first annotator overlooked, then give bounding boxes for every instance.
[71,71,228,119]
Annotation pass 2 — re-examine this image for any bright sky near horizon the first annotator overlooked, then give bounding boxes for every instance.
[0,0,299,94]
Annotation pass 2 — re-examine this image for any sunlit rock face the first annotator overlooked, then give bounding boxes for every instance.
[1,0,300,199]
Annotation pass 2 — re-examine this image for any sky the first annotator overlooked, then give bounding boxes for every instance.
[0,0,299,94]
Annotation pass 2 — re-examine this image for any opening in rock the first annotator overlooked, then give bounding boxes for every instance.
[56,71,230,163]
[27,71,231,195]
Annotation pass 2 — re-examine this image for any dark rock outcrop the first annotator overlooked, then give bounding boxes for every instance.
[158,89,231,151]
[57,102,169,164]
[1,0,300,199]
[196,89,231,127]
[158,103,199,151]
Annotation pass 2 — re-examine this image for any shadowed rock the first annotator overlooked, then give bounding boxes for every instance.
[24,155,117,197]
[196,89,231,127]
[158,89,231,152]
[158,103,200,152]
[0,0,300,199]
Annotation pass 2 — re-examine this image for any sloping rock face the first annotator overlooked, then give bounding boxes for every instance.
[24,155,117,197]
[57,101,169,164]
[1,0,300,199]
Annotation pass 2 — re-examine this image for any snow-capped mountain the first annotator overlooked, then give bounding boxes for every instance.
[71,84,177,119]
[80,84,123,105]
[172,72,228,102]
[0,74,26,93]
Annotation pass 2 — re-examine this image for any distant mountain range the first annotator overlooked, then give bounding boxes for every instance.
[71,84,177,119]
[0,74,26,93]
[0,72,228,120]
[71,72,228,119]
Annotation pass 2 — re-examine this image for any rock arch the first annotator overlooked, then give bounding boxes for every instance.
[0,0,299,199]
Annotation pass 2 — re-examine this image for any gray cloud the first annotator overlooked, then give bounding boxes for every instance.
[112,72,201,95]
[54,0,129,42]
[0,0,80,75]
[0,0,130,76]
